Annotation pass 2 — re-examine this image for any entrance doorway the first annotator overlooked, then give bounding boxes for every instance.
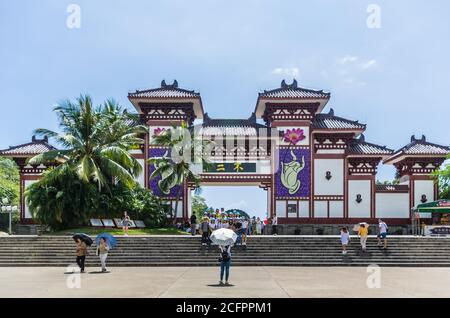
[191,185,268,219]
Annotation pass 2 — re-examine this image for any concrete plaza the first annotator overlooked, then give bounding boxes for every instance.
[1,266,450,298]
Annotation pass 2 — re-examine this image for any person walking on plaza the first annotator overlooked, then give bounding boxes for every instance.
[272,214,278,235]
[219,245,232,285]
[190,213,197,236]
[358,223,368,252]
[96,237,110,272]
[122,211,130,236]
[75,238,88,273]
[340,227,350,255]
[200,216,211,245]
[377,219,388,250]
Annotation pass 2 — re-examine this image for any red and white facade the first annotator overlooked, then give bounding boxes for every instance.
[2,79,449,226]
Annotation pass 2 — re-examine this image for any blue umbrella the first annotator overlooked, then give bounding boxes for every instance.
[96,233,117,249]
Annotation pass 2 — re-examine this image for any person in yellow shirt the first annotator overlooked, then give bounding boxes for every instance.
[358,224,368,252]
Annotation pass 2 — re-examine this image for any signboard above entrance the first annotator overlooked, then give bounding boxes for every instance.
[204,162,256,173]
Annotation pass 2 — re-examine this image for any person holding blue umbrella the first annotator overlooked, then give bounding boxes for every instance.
[96,233,116,272]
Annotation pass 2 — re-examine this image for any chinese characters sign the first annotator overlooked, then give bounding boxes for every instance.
[204,162,256,173]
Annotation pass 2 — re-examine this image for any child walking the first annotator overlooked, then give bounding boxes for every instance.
[340,227,350,255]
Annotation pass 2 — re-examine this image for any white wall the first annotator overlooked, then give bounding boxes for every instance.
[376,193,409,218]
[414,180,435,206]
[329,201,344,217]
[276,200,286,217]
[171,200,183,218]
[348,180,371,218]
[314,201,328,218]
[299,200,309,217]
[314,159,344,195]
[414,180,435,218]
[24,180,38,219]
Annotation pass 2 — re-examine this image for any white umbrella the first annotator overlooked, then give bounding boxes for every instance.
[210,228,237,246]
[353,222,370,232]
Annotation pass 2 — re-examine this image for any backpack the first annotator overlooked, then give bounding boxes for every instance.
[220,247,230,262]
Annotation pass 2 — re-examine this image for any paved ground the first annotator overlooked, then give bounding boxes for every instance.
[1,266,450,298]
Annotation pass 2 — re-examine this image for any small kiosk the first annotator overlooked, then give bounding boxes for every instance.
[415,200,450,236]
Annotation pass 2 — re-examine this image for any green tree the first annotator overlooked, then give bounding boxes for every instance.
[29,96,147,191]
[192,195,208,220]
[149,124,211,223]
[434,155,450,199]
[0,157,20,230]
[25,96,148,229]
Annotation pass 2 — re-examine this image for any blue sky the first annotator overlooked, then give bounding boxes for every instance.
[1,0,449,218]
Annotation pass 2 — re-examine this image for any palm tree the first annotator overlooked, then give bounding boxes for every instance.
[149,123,210,223]
[28,95,147,191]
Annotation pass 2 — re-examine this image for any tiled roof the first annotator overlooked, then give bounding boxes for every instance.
[128,80,200,99]
[313,108,366,130]
[348,135,393,155]
[384,135,450,164]
[0,136,56,156]
[196,113,269,136]
[395,135,449,156]
[259,79,330,99]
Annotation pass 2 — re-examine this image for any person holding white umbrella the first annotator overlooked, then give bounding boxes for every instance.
[210,228,237,286]
[358,223,369,252]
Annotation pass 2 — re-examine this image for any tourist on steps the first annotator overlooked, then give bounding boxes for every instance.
[358,223,368,252]
[256,217,262,235]
[96,237,110,272]
[340,227,350,255]
[219,245,232,285]
[75,238,88,273]
[272,214,278,235]
[122,211,130,237]
[200,216,211,245]
[190,213,197,236]
[377,219,388,250]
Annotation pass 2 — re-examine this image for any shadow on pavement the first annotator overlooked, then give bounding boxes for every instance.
[207,284,235,287]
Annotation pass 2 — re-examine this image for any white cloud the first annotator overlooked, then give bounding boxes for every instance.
[339,55,358,65]
[271,67,300,77]
[361,59,377,70]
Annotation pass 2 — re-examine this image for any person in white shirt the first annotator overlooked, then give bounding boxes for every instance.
[340,227,350,255]
[377,219,388,250]
[241,219,248,245]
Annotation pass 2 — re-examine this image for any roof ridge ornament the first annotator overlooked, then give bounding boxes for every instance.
[280,79,298,89]
[160,79,178,88]
[328,108,334,116]
[248,112,256,123]
[421,134,426,142]
[359,134,365,142]
[203,112,211,123]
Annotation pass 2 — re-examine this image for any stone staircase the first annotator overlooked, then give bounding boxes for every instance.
[1,235,450,267]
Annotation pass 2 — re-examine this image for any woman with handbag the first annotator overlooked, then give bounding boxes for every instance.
[96,237,110,272]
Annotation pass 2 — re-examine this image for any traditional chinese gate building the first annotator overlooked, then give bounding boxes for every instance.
[2,79,449,230]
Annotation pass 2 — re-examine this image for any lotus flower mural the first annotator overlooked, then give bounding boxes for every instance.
[153,127,166,136]
[283,128,305,145]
